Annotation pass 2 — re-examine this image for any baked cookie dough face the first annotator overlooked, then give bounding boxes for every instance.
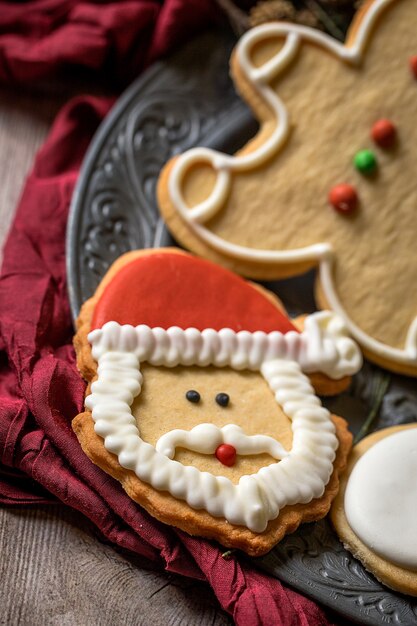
[134,364,293,481]
[158,0,417,376]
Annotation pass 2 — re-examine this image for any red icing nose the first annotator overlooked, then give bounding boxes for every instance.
[215,444,237,467]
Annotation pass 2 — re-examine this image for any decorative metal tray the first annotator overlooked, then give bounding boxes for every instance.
[67,29,417,626]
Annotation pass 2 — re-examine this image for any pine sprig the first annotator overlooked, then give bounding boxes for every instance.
[353,371,391,444]
[303,0,345,39]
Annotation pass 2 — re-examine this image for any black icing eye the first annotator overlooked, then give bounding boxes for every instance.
[186,390,200,403]
[215,393,230,407]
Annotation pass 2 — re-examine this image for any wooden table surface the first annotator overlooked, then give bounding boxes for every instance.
[0,84,231,626]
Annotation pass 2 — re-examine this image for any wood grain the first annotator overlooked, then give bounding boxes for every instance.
[0,505,230,626]
[0,86,230,626]
[0,87,63,262]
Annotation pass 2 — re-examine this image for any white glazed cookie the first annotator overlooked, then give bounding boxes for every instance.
[157,0,417,377]
[331,424,417,596]
[73,249,361,555]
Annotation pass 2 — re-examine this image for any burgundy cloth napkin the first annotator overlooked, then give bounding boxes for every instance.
[0,2,334,624]
[0,0,216,87]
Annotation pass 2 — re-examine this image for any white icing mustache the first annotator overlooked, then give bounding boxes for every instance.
[156,423,289,460]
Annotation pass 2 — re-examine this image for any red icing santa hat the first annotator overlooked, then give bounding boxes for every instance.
[91,250,298,334]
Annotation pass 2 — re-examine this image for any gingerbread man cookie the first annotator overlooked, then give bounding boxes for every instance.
[157,0,417,377]
[73,249,361,555]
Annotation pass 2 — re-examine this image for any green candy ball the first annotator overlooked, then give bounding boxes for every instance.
[354,149,377,174]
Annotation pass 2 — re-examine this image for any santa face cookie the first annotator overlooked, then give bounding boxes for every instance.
[73,249,361,555]
[157,0,417,377]
[331,425,417,596]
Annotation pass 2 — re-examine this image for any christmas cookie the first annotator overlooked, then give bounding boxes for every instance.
[331,424,417,596]
[157,0,417,377]
[73,249,361,555]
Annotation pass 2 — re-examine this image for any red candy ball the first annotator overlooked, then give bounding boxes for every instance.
[410,55,417,79]
[215,444,237,467]
[328,184,358,214]
[371,119,397,148]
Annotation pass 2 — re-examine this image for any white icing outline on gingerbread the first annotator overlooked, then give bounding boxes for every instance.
[85,312,360,532]
[167,0,417,367]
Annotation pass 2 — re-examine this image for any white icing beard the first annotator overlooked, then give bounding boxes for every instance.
[166,0,417,368]
[85,312,361,533]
